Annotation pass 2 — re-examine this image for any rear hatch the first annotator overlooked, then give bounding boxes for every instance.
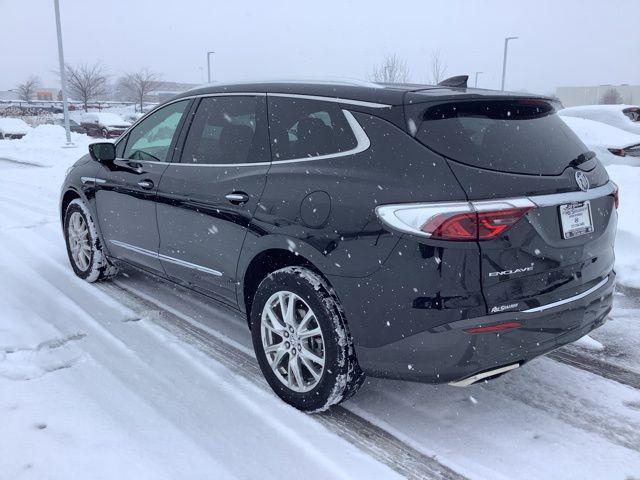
[405,96,617,314]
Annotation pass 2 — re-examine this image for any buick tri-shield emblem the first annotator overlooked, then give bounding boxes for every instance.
[575,171,590,192]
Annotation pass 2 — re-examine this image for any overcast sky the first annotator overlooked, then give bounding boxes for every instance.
[1,0,638,94]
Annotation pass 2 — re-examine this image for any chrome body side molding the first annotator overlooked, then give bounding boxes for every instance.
[109,240,222,277]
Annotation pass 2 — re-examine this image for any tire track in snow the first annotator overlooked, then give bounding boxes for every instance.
[99,281,468,480]
[548,348,640,390]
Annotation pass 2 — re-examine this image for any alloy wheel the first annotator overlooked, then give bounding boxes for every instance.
[68,211,91,272]
[260,290,326,393]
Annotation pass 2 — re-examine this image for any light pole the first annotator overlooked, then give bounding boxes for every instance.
[500,36,518,91]
[474,71,483,88]
[206,51,215,83]
[53,0,74,146]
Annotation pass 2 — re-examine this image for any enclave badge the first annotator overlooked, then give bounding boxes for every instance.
[575,171,590,192]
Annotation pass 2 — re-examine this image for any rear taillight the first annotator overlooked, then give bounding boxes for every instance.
[420,207,532,240]
[477,208,533,239]
[612,182,619,209]
[376,200,534,241]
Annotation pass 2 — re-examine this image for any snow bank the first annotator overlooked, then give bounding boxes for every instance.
[560,104,640,135]
[605,164,640,288]
[561,116,640,166]
[0,125,94,167]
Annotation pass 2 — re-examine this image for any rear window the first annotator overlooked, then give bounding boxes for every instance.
[408,100,588,175]
[267,97,358,161]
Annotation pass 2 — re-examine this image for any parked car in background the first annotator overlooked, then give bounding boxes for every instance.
[561,115,640,164]
[559,105,640,135]
[54,118,87,134]
[61,80,617,411]
[79,112,131,138]
[0,117,32,139]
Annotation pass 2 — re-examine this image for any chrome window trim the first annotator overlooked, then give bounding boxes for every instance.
[120,90,390,142]
[109,240,222,277]
[131,109,370,167]
[268,93,391,109]
[522,276,610,313]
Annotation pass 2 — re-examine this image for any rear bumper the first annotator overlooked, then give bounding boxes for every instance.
[353,272,615,383]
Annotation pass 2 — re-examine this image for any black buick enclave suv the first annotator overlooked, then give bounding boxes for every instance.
[60,79,617,411]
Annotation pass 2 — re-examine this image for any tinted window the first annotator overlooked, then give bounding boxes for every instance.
[408,100,588,175]
[267,97,358,161]
[180,96,269,165]
[123,100,189,162]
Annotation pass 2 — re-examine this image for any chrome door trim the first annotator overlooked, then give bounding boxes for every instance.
[109,240,223,277]
[522,276,610,313]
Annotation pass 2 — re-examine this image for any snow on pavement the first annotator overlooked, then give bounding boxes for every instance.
[0,130,399,479]
[1,126,640,479]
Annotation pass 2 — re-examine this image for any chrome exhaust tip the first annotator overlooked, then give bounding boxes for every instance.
[448,363,520,387]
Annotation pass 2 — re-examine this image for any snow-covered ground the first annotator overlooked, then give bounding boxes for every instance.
[1,126,640,479]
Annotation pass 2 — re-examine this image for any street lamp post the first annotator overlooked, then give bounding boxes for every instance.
[500,36,518,91]
[53,0,73,146]
[206,51,215,83]
[474,71,483,88]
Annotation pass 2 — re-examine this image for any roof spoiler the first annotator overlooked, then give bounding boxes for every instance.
[437,75,468,88]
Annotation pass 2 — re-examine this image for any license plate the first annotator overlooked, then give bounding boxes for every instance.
[559,201,593,239]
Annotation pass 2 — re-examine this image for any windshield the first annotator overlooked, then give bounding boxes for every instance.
[408,99,589,175]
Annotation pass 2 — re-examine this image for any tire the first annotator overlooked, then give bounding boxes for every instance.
[101,128,109,138]
[250,266,365,412]
[63,199,118,282]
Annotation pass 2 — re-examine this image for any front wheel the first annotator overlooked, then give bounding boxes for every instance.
[250,266,364,412]
[63,199,117,282]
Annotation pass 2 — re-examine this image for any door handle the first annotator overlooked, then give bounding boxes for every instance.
[137,180,154,190]
[225,192,249,204]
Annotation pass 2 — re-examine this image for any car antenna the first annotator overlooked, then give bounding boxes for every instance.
[437,75,469,88]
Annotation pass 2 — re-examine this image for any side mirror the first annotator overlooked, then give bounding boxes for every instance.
[89,142,116,163]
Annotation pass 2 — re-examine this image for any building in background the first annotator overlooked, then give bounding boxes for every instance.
[556,84,640,107]
[35,88,60,101]
[146,81,199,103]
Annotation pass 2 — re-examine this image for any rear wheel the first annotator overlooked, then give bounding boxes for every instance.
[250,266,364,412]
[64,199,117,282]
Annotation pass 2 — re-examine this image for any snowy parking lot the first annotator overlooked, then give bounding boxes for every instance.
[1,127,640,479]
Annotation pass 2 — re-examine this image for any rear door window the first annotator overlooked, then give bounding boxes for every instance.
[267,97,357,161]
[179,95,269,165]
[407,99,588,175]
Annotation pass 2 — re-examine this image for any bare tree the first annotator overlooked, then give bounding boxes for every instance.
[600,87,623,105]
[118,69,162,112]
[429,50,447,84]
[64,63,109,111]
[370,54,410,84]
[16,76,41,102]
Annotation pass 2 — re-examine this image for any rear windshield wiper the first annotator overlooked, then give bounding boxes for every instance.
[568,150,596,168]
